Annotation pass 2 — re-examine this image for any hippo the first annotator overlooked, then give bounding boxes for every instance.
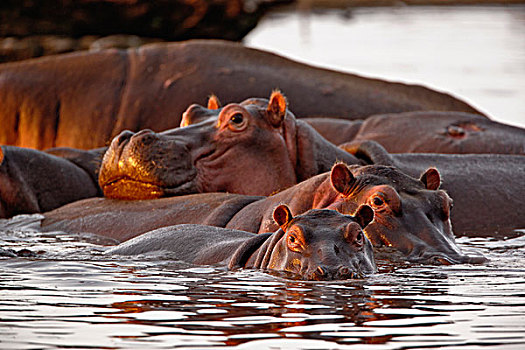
[303,112,525,155]
[98,91,360,199]
[106,204,377,281]
[0,145,101,218]
[43,163,486,265]
[0,40,482,150]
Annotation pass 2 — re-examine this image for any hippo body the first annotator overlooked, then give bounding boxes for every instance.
[0,40,482,150]
[304,112,525,155]
[106,206,377,281]
[43,163,485,265]
[0,146,101,218]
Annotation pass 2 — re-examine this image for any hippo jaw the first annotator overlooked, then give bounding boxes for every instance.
[99,129,200,199]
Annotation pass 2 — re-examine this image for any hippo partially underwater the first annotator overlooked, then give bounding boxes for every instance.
[107,204,377,281]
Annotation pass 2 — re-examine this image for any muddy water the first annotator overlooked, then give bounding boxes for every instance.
[2,5,525,349]
[1,215,524,349]
[245,5,525,128]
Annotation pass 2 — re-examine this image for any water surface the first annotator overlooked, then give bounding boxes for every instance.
[245,5,525,128]
[1,215,524,349]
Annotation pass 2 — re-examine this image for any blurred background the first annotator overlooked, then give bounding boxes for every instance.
[1,0,524,127]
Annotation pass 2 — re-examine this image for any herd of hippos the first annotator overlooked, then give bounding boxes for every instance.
[0,40,524,280]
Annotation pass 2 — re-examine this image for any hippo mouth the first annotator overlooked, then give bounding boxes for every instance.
[101,175,199,200]
[101,177,165,200]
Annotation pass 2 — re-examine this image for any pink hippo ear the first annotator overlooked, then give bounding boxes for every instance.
[330,163,356,196]
[353,205,374,229]
[207,94,221,110]
[273,204,294,229]
[267,90,287,127]
[420,167,441,190]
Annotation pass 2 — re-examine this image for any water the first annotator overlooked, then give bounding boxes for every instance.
[1,215,525,349]
[245,4,525,128]
[2,5,525,349]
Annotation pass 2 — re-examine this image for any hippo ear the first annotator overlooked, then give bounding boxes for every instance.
[267,90,287,127]
[330,163,356,195]
[273,204,293,229]
[207,94,221,110]
[353,205,374,229]
[420,167,441,190]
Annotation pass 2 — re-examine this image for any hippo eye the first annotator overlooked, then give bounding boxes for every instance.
[227,113,248,131]
[355,231,364,246]
[287,231,304,253]
[371,196,384,207]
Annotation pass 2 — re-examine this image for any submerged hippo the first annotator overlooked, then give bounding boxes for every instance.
[0,40,482,150]
[43,163,485,265]
[107,205,377,281]
[303,112,525,155]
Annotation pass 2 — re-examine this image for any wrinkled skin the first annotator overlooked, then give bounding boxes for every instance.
[99,91,359,199]
[43,163,485,265]
[0,40,482,150]
[342,141,525,237]
[304,112,525,154]
[0,146,101,218]
[107,205,377,281]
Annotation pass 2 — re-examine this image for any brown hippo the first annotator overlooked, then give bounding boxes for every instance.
[106,205,377,281]
[303,112,525,155]
[0,40,482,150]
[0,145,101,218]
[98,91,360,199]
[43,163,486,265]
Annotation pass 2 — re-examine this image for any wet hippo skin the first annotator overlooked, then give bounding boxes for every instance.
[0,40,483,150]
[303,112,525,155]
[0,146,101,218]
[43,163,486,265]
[106,205,377,281]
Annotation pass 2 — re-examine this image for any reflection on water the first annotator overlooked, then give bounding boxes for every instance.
[245,5,525,128]
[1,215,524,349]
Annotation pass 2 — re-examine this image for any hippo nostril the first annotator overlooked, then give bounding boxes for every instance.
[316,266,326,276]
[339,266,350,276]
[116,130,134,146]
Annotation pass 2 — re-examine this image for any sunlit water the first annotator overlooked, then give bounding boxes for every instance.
[1,215,525,349]
[245,4,525,128]
[2,5,525,349]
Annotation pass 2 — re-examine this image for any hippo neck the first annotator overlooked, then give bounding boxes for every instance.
[293,120,361,182]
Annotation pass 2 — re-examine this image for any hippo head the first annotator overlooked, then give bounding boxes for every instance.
[99,91,299,199]
[326,163,486,265]
[234,204,376,281]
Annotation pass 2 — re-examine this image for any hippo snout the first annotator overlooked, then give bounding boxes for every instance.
[309,265,361,281]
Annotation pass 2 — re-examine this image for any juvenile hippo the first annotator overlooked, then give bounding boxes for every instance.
[0,146,101,218]
[107,205,377,281]
[43,163,485,265]
[303,112,525,155]
[0,40,482,150]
